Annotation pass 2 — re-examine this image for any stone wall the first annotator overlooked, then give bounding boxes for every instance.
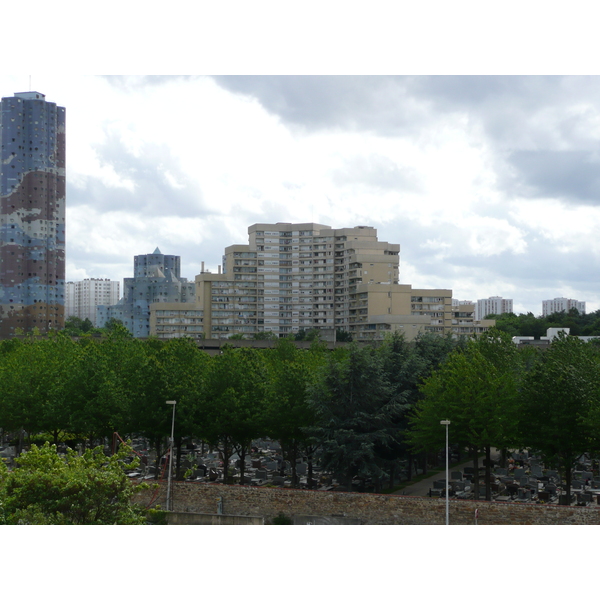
[133,481,600,525]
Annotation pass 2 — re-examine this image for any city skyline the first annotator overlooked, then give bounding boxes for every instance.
[1,76,598,317]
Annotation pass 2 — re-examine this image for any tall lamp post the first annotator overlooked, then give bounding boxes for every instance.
[166,400,177,512]
[440,419,451,525]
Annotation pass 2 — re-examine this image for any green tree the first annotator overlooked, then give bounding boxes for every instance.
[203,347,271,484]
[308,344,406,491]
[265,339,323,486]
[0,442,145,524]
[520,334,600,504]
[409,330,521,499]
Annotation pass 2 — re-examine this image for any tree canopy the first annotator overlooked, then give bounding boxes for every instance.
[0,442,145,524]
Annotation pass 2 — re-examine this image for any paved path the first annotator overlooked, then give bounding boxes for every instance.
[393,451,500,497]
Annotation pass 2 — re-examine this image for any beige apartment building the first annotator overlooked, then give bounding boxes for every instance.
[150,222,494,341]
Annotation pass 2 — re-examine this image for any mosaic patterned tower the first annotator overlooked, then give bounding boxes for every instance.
[0,91,66,336]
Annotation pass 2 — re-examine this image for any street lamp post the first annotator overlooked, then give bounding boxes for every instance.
[440,419,451,525]
[166,400,177,511]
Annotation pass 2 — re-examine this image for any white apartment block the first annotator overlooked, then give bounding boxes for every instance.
[475,296,513,321]
[65,279,120,326]
[175,222,495,341]
[542,297,586,317]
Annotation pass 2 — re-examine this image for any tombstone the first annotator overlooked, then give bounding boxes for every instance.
[506,484,519,496]
[451,471,462,481]
[518,488,531,501]
[520,476,529,487]
[272,476,285,486]
[433,480,447,490]
[494,467,508,476]
[463,466,475,475]
[513,468,525,478]
[531,465,543,478]
[265,461,278,471]
[452,481,466,492]
[538,491,550,502]
[251,459,262,469]
[255,469,268,481]
[582,471,594,482]
[296,462,307,476]
[546,470,559,479]
[577,493,592,506]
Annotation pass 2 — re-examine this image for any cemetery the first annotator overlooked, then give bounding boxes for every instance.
[428,451,600,507]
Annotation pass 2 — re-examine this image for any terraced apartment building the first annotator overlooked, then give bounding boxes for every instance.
[159,222,494,341]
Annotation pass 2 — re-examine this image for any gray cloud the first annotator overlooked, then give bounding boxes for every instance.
[502,150,600,205]
[212,76,429,136]
[377,216,598,298]
[67,133,209,218]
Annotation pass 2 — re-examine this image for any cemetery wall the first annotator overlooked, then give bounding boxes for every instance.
[133,481,600,525]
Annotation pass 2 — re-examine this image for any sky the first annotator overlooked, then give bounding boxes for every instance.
[2,2,594,589]
[3,74,600,316]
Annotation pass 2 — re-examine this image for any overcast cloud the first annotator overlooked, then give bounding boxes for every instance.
[2,74,599,315]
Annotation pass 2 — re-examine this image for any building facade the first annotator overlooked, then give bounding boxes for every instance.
[65,278,120,326]
[0,91,66,337]
[186,223,494,341]
[98,248,195,337]
[474,296,513,321]
[542,297,586,317]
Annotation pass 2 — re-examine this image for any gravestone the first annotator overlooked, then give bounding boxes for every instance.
[451,471,462,481]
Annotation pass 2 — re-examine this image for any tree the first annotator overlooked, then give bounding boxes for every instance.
[519,334,600,504]
[265,338,323,486]
[308,344,407,491]
[0,442,145,524]
[409,330,521,500]
[252,331,277,341]
[203,347,271,484]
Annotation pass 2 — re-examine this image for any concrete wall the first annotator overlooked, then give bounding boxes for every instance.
[167,512,264,525]
[133,481,600,525]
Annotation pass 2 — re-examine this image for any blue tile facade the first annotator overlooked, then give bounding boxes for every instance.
[0,91,66,336]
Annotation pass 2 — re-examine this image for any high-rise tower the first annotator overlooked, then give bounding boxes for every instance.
[0,91,66,336]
